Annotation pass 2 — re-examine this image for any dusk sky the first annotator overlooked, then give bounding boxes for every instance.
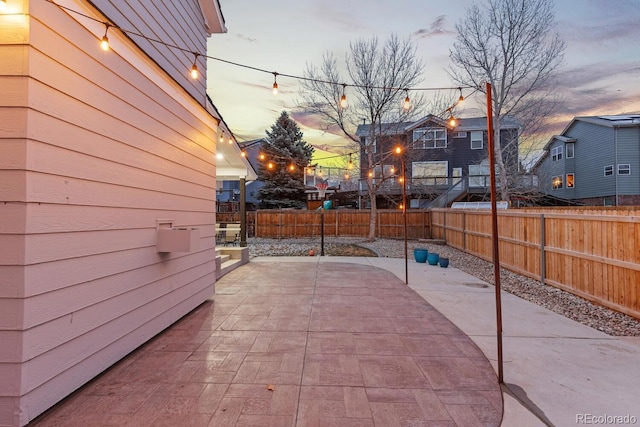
[206,0,640,165]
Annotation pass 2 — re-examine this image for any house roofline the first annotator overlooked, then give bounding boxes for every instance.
[198,0,227,34]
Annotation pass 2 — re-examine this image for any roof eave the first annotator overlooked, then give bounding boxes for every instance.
[198,0,227,35]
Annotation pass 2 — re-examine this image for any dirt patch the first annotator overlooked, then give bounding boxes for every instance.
[324,244,378,257]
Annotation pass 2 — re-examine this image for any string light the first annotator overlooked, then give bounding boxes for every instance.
[100,23,111,51]
[402,89,411,111]
[272,72,278,95]
[448,111,457,127]
[46,0,473,99]
[347,154,353,169]
[219,133,224,143]
[190,53,199,79]
[340,84,348,109]
[458,87,464,105]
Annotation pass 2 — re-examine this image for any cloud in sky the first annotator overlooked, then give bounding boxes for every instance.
[209,0,640,155]
[413,15,455,39]
[234,33,257,43]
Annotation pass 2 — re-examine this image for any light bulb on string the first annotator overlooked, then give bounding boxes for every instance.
[100,23,111,51]
[267,162,274,170]
[457,87,464,105]
[288,164,296,172]
[448,111,457,127]
[272,72,278,95]
[347,154,353,169]
[190,53,199,79]
[259,153,266,161]
[402,89,411,111]
[340,84,348,109]
[219,133,224,143]
[344,172,350,179]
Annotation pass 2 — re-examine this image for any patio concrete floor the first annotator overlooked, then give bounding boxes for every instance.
[30,260,502,426]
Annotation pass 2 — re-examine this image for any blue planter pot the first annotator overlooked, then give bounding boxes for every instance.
[413,248,428,263]
[427,252,439,265]
[439,257,449,268]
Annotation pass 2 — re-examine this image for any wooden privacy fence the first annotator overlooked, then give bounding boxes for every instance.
[431,208,640,320]
[240,209,432,240]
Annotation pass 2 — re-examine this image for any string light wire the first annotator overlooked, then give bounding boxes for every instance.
[44,0,475,94]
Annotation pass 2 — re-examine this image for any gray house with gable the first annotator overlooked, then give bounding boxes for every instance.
[534,115,640,206]
[355,114,520,207]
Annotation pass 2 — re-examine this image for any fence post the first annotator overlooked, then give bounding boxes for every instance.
[540,214,546,285]
[462,211,466,251]
[443,209,447,242]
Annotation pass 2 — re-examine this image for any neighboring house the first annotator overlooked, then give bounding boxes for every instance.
[355,114,520,207]
[0,1,252,426]
[217,138,264,211]
[534,115,640,206]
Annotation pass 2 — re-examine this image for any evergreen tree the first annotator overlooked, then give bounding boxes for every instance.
[257,111,314,209]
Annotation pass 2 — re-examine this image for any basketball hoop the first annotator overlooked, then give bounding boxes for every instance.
[315,181,328,200]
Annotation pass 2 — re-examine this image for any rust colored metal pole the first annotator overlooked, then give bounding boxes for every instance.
[486,81,504,384]
[402,157,408,285]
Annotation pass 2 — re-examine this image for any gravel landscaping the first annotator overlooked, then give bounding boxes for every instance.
[248,237,640,337]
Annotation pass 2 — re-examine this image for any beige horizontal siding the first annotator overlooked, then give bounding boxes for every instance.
[0,1,222,424]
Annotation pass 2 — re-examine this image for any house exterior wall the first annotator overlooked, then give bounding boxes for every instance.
[537,120,640,205]
[358,125,517,180]
[0,1,220,425]
[567,121,615,199]
[92,0,210,105]
[615,126,640,196]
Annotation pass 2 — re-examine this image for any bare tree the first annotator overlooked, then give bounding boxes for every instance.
[300,34,424,240]
[449,0,565,201]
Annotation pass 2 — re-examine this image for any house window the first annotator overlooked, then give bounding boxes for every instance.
[551,146,563,161]
[454,131,467,138]
[412,161,448,185]
[566,173,574,188]
[618,164,631,175]
[566,143,574,158]
[604,165,613,176]
[413,128,447,149]
[365,137,377,154]
[552,175,563,189]
[469,163,490,188]
[470,131,483,149]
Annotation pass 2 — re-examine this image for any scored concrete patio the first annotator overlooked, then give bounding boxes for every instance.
[30,259,502,426]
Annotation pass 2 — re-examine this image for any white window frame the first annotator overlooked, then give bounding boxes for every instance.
[551,146,563,161]
[470,131,483,150]
[552,175,563,189]
[566,142,574,159]
[618,164,631,175]
[604,165,613,176]
[454,131,467,138]
[566,173,575,188]
[412,128,447,149]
